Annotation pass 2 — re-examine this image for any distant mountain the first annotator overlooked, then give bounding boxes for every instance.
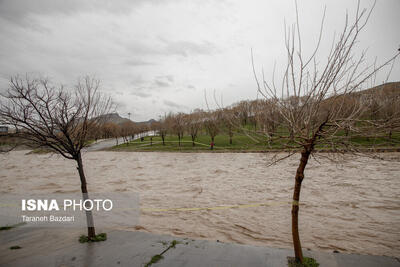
[98,113,131,125]
[138,119,156,125]
[98,113,156,125]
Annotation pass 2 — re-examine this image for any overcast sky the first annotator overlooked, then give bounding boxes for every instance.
[0,0,398,121]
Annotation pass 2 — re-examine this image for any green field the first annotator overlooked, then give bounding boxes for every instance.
[111,132,400,152]
[112,134,268,152]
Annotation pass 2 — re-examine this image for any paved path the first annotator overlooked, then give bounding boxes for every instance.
[84,131,156,152]
[1,227,399,267]
[84,138,125,151]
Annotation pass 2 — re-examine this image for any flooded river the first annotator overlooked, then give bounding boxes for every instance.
[1,151,399,257]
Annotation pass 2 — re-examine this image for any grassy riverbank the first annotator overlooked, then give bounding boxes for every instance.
[111,133,400,152]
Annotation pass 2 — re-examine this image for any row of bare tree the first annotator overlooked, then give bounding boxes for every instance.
[88,121,149,145]
[144,87,400,148]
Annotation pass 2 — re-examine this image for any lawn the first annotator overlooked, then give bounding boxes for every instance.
[111,132,400,152]
[111,134,270,152]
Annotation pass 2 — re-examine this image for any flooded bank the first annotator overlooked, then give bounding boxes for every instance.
[1,151,399,257]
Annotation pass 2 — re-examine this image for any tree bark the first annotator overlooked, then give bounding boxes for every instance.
[191,135,195,147]
[76,151,96,239]
[291,149,311,263]
[229,135,233,145]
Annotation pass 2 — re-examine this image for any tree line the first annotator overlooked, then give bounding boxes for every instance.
[105,85,400,149]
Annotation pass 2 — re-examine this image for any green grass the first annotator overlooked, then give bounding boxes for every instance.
[112,134,273,152]
[111,132,400,152]
[79,233,107,243]
[0,222,26,231]
[144,240,179,267]
[288,257,319,267]
[145,255,163,267]
[0,226,13,231]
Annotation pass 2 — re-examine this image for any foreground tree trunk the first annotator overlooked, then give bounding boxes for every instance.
[291,149,311,263]
[76,151,96,239]
[191,135,196,147]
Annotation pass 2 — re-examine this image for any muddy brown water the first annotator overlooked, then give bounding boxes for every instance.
[1,151,399,257]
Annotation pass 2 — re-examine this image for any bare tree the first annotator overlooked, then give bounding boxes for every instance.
[154,118,168,146]
[100,122,114,139]
[185,111,202,147]
[0,75,113,240]
[366,83,400,142]
[204,110,220,144]
[252,1,399,264]
[120,121,136,144]
[169,113,185,147]
[254,99,281,138]
[111,123,121,145]
[249,100,258,131]
[221,108,238,145]
[236,100,251,126]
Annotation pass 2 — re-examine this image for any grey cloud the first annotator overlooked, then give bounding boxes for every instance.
[1,0,398,123]
[153,75,174,88]
[124,59,155,66]
[0,0,162,26]
[123,39,220,58]
[165,75,174,82]
[130,91,152,98]
[114,99,127,110]
[130,76,147,86]
[162,40,219,57]
[155,80,169,87]
[163,100,186,109]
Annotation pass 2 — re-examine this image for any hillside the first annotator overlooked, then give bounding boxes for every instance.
[359,81,400,96]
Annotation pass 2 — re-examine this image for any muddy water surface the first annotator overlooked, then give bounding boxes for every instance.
[1,151,399,257]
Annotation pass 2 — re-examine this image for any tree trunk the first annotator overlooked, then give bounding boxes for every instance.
[191,135,195,147]
[76,151,96,239]
[229,135,233,145]
[289,129,294,142]
[291,149,311,263]
[162,135,165,146]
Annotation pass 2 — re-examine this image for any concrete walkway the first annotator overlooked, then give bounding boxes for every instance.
[85,131,156,152]
[1,227,399,267]
[84,138,125,151]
